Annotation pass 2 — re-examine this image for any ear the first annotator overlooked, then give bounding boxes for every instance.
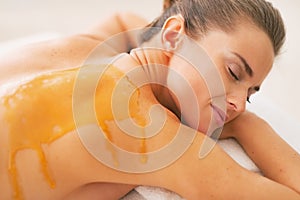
[161,15,184,51]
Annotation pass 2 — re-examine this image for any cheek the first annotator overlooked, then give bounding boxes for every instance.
[168,57,224,132]
[167,68,214,132]
[189,79,212,131]
[186,82,215,132]
[167,73,201,123]
[214,61,232,94]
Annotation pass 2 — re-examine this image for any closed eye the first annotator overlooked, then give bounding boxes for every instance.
[228,67,239,81]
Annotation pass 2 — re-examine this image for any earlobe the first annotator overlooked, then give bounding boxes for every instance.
[161,15,184,51]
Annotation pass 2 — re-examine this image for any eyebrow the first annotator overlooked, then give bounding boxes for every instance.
[232,52,253,77]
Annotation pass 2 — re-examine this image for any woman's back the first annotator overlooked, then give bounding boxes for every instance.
[0,61,175,199]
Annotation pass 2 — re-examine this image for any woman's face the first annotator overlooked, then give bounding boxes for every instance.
[167,22,274,133]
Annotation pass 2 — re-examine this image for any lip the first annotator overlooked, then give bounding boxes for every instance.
[211,104,227,127]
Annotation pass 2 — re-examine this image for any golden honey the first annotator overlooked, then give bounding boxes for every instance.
[2,65,148,199]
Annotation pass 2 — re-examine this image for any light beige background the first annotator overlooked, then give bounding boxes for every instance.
[0,0,299,124]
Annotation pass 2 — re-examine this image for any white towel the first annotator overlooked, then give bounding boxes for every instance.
[135,186,184,200]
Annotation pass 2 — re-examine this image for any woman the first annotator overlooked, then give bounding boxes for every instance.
[1,0,300,199]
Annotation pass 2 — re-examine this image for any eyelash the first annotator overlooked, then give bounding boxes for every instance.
[247,97,251,103]
[228,67,239,81]
[228,66,251,103]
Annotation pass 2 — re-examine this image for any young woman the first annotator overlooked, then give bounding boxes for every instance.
[0,0,300,199]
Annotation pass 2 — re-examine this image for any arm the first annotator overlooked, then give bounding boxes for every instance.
[47,121,300,200]
[223,111,300,194]
[65,120,300,200]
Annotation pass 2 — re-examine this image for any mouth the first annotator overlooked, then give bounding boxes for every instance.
[210,104,227,127]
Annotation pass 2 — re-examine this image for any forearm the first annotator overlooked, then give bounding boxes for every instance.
[227,111,300,194]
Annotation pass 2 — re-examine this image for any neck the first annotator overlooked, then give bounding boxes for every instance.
[129,47,181,119]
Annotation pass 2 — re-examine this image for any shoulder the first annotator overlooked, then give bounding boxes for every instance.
[233,111,266,125]
[222,111,269,139]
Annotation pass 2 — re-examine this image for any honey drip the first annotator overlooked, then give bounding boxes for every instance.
[94,68,149,164]
[2,65,148,199]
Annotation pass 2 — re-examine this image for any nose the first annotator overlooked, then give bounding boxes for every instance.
[227,89,247,113]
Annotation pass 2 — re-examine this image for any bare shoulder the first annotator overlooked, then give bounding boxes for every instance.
[224,111,266,131]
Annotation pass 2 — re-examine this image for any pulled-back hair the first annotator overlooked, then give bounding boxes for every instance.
[141,0,285,55]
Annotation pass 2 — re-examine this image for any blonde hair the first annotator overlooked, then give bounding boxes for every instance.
[142,0,285,55]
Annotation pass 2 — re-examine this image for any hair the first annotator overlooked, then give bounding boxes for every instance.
[141,0,285,56]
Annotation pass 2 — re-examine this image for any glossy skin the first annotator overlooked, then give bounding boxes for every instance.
[0,12,145,200]
[0,12,300,200]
